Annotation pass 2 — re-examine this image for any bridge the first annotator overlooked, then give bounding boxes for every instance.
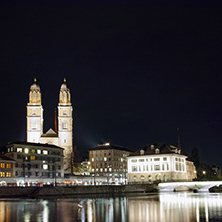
[158,181,222,192]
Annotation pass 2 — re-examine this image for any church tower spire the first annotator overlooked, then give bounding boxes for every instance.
[27,78,43,143]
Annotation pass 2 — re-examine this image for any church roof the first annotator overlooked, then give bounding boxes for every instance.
[5,141,64,150]
[130,142,186,156]
[41,128,58,137]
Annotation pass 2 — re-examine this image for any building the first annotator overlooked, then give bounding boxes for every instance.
[127,143,196,182]
[89,143,132,184]
[0,154,15,185]
[27,78,73,171]
[3,141,64,186]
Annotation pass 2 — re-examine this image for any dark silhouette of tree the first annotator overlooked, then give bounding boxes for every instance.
[191,147,200,167]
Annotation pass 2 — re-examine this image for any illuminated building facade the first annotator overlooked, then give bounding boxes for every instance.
[127,143,196,182]
[89,143,132,184]
[0,155,15,183]
[3,141,64,185]
[27,78,73,171]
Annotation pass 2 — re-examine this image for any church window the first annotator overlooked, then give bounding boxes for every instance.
[63,110,67,116]
[62,122,67,129]
[32,122,37,129]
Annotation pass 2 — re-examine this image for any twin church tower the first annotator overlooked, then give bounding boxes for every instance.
[27,78,73,171]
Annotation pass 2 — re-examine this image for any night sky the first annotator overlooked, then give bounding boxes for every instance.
[0,1,222,167]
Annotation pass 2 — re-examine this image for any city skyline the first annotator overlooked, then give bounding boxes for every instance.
[0,1,222,167]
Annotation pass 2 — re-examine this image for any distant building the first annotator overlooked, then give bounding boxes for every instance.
[3,141,64,186]
[26,78,73,172]
[89,143,132,184]
[127,143,196,182]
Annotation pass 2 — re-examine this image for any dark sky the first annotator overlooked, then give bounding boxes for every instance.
[0,1,222,166]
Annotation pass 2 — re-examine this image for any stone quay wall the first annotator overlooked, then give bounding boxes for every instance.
[0,183,157,198]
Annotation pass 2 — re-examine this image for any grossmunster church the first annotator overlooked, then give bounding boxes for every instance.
[27,78,73,171]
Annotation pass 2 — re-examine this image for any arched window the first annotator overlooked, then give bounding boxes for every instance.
[32,122,37,129]
[155,148,160,154]
[62,121,67,129]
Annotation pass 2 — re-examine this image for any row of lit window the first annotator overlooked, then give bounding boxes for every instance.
[0,163,11,169]
[131,157,168,163]
[92,162,124,168]
[17,148,49,155]
[91,157,123,162]
[9,147,61,156]
[92,168,127,173]
[132,164,170,172]
[0,172,11,177]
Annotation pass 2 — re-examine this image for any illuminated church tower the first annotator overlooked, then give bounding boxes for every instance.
[27,78,73,172]
[27,78,43,143]
[58,79,73,161]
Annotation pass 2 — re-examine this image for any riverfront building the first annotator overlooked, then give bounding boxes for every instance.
[127,143,196,182]
[2,141,64,186]
[89,143,132,184]
[27,78,73,172]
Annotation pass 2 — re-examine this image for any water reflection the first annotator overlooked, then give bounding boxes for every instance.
[0,193,222,221]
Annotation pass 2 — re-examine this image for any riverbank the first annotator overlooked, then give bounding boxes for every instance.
[0,183,157,198]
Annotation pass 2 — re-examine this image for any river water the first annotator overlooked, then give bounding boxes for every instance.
[0,192,222,222]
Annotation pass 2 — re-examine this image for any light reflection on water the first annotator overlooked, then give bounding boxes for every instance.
[0,193,222,222]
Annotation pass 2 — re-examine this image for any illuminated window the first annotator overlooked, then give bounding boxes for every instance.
[43,164,48,170]
[6,164,11,168]
[100,168,103,172]
[32,149,35,153]
[92,158,94,162]
[43,150,48,155]
[109,168,112,172]
[17,148,22,152]
[25,148,29,154]
[37,149,41,154]
[6,172,11,177]
[30,156,35,160]
[105,168,107,172]
[0,163,5,168]
[92,169,94,172]
[104,157,107,161]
